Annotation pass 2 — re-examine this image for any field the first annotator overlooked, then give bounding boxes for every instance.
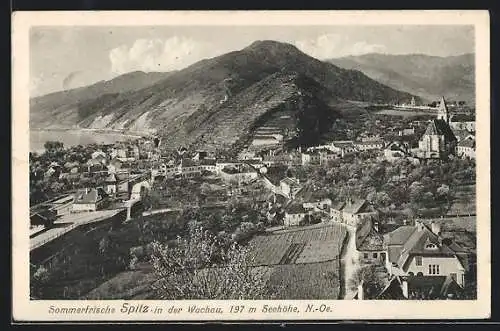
[375,109,434,117]
[83,264,158,300]
[69,223,348,300]
[248,223,347,266]
[268,260,341,299]
[447,184,476,216]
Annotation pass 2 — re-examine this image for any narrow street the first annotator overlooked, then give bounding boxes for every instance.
[339,224,358,299]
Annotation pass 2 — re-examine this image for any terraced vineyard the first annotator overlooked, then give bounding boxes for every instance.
[248,223,347,266]
[268,260,341,299]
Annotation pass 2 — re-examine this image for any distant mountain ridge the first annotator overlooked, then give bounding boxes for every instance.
[328,53,475,104]
[30,40,417,151]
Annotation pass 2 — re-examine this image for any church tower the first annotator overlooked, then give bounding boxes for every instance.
[437,96,449,123]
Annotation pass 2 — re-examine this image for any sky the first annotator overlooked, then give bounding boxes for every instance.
[30,25,475,97]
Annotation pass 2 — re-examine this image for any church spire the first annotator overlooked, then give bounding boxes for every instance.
[437,96,449,123]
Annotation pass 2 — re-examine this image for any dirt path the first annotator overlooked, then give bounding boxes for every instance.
[339,224,358,299]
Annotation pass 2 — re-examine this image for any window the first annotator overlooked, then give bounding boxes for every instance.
[373,252,378,258]
[364,253,368,259]
[415,256,422,266]
[425,243,437,249]
[428,264,440,275]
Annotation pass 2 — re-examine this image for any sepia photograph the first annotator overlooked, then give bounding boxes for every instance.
[12,10,490,321]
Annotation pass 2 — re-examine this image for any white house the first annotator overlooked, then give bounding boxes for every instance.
[456,136,475,159]
[450,114,475,132]
[341,199,378,227]
[384,142,407,163]
[354,139,384,151]
[284,203,307,227]
[280,177,302,199]
[383,221,468,287]
[72,188,109,213]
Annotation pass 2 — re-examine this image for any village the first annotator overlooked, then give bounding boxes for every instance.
[29,97,477,300]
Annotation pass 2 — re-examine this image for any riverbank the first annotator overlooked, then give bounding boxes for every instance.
[30,129,149,153]
[30,127,152,137]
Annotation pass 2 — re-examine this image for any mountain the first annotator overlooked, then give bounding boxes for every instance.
[30,71,175,128]
[30,40,416,151]
[328,53,475,104]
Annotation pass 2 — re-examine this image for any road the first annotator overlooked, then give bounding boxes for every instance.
[142,208,182,216]
[30,209,125,251]
[339,223,358,299]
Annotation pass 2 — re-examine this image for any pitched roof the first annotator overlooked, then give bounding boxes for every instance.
[458,137,475,148]
[357,228,385,251]
[407,275,463,298]
[280,177,301,187]
[200,158,216,166]
[386,223,460,269]
[438,96,448,112]
[74,188,107,204]
[109,157,123,165]
[332,141,355,148]
[377,274,463,299]
[385,226,415,246]
[423,119,457,142]
[331,200,346,211]
[105,173,117,183]
[451,114,475,122]
[355,140,384,146]
[180,158,198,168]
[434,119,457,142]
[343,200,372,215]
[424,121,439,136]
[452,129,473,142]
[286,203,307,215]
[387,142,406,152]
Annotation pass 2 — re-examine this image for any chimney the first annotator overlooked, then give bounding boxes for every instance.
[431,221,441,236]
[357,281,364,300]
[401,278,409,298]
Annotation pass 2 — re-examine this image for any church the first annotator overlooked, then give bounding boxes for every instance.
[417,97,457,159]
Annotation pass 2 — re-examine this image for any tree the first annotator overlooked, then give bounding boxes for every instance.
[31,265,50,299]
[44,140,64,152]
[149,226,277,299]
[348,264,387,300]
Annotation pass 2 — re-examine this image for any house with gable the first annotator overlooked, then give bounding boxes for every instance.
[330,200,346,223]
[450,113,475,132]
[104,173,118,194]
[384,141,408,163]
[355,274,465,300]
[456,135,476,159]
[356,217,386,264]
[72,188,109,212]
[284,203,308,227]
[341,199,378,227]
[279,177,303,199]
[383,221,468,287]
[417,96,457,159]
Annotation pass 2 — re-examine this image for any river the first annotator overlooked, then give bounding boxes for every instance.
[30,129,144,153]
